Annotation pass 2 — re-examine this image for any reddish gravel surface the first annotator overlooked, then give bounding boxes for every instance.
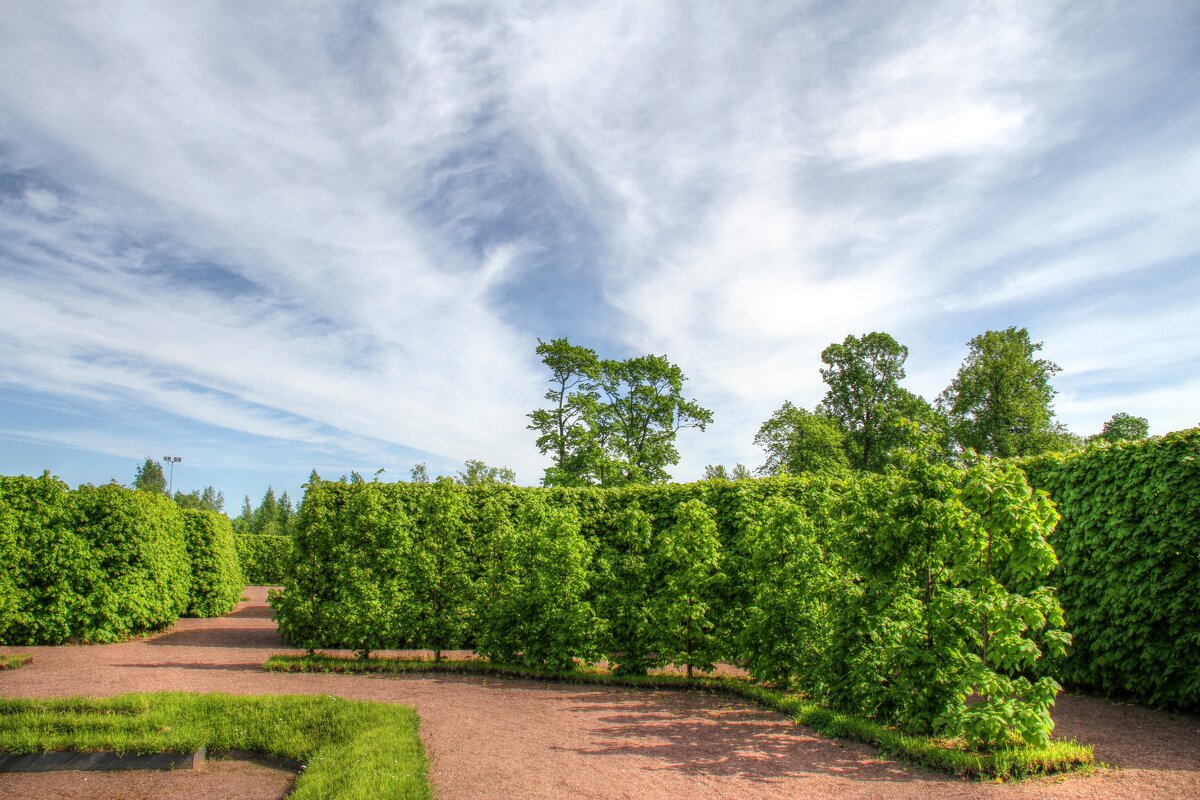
[2,587,1198,800]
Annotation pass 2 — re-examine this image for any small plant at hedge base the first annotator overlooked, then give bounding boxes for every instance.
[0,654,31,670]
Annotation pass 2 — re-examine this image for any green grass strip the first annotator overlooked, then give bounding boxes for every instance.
[265,653,1094,781]
[0,692,430,800]
[0,654,32,670]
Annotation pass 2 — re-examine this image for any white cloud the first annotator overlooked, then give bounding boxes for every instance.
[1,1,1196,489]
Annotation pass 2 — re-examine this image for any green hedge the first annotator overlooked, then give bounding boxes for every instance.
[182,510,244,617]
[1022,429,1200,710]
[0,475,250,642]
[0,475,192,644]
[70,484,191,639]
[272,456,1066,750]
[234,533,292,584]
[0,475,90,644]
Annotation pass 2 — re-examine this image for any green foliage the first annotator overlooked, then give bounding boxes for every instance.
[818,332,927,470]
[173,485,225,513]
[70,484,191,640]
[591,503,659,674]
[0,475,196,644]
[455,459,517,485]
[941,327,1064,458]
[702,464,753,481]
[181,510,244,617]
[753,401,850,475]
[738,495,839,688]
[1095,411,1150,443]
[232,485,295,537]
[132,458,167,495]
[0,474,90,644]
[269,466,1068,748]
[234,534,292,584]
[652,500,724,678]
[0,693,431,800]
[403,480,476,660]
[475,496,597,670]
[529,338,712,485]
[1022,429,1200,710]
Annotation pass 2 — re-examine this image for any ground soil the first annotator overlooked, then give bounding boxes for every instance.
[1,587,1197,799]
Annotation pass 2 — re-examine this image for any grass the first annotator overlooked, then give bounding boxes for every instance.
[0,654,31,670]
[265,652,1095,781]
[0,692,430,800]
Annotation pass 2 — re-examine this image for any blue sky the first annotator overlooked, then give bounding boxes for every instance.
[1,2,1198,507]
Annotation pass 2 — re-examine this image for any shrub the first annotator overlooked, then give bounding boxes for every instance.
[270,460,1067,748]
[70,484,191,640]
[1022,429,1200,710]
[234,533,293,584]
[182,510,244,617]
[0,474,92,645]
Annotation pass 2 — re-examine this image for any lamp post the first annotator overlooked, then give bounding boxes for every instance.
[164,456,182,497]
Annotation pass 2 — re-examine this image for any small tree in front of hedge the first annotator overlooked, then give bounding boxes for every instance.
[476,495,598,671]
[653,499,724,678]
[404,479,475,661]
[593,503,660,674]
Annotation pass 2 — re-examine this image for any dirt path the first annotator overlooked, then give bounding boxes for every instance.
[2,587,1198,799]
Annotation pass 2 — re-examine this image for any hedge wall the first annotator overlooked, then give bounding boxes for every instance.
[0,475,247,644]
[234,534,292,584]
[182,509,244,617]
[1022,429,1200,710]
[272,455,1067,749]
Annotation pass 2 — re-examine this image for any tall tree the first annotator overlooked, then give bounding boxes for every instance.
[1096,412,1150,443]
[132,458,167,495]
[702,464,753,481]
[527,338,601,486]
[593,354,713,485]
[410,463,430,483]
[818,332,914,471]
[939,327,1063,458]
[529,340,712,486]
[753,402,850,475]
[173,485,225,513]
[455,459,517,486]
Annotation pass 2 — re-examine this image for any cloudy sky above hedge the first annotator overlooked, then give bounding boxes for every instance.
[1,1,1198,502]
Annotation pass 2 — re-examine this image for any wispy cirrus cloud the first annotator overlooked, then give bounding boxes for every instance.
[1,1,1197,496]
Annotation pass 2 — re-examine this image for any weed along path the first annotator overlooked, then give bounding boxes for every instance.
[2,587,1198,800]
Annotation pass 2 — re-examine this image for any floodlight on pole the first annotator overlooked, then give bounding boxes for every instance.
[164,456,182,497]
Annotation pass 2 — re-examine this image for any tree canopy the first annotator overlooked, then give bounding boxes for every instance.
[1096,412,1150,443]
[818,332,926,471]
[753,402,850,476]
[939,327,1065,458]
[529,339,711,486]
[132,458,167,495]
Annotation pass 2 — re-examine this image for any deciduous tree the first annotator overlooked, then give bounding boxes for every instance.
[939,327,1063,458]
[753,402,850,475]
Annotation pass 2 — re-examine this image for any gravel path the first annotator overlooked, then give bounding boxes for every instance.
[2,587,1198,799]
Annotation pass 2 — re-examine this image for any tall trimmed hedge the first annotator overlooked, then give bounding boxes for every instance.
[0,475,90,644]
[70,484,191,639]
[234,534,293,584]
[182,509,244,617]
[272,458,1066,748]
[1022,429,1200,710]
[0,475,194,644]
[0,475,252,644]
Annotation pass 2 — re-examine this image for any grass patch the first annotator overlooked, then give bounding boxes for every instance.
[0,654,31,670]
[0,692,430,800]
[265,653,1094,781]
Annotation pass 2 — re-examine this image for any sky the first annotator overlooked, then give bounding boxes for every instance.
[1,1,1198,508]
